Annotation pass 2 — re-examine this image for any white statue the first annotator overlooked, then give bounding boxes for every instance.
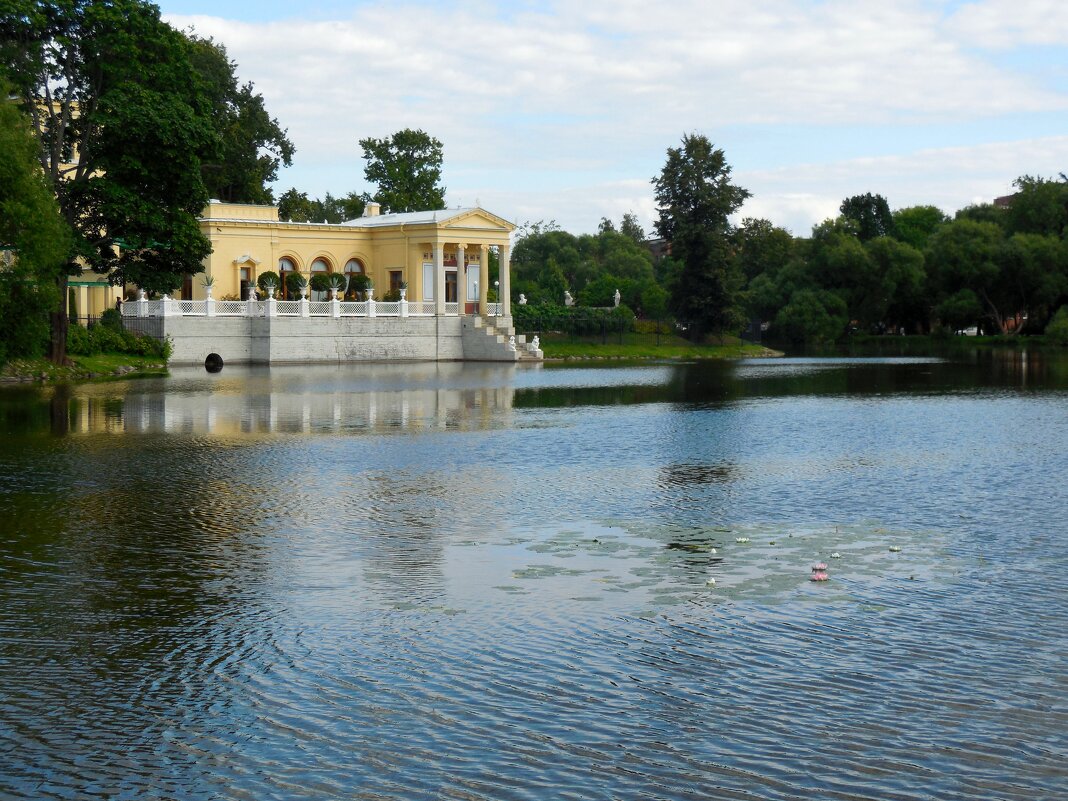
[613,288,621,307]
[519,293,527,305]
[508,335,517,352]
[564,290,574,307]
[529,335,540,352]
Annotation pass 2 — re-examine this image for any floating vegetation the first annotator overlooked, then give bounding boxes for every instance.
[667,542,717,553]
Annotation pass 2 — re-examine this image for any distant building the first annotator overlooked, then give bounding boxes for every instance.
[190,201,515,316]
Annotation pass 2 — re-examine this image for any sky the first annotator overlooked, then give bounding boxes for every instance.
[159,0,1068,236]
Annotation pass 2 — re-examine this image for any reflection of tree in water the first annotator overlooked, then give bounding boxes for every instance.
[0,425,279,794]
[659,462,738,489]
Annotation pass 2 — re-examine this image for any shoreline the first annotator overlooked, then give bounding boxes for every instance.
[0,355,168,387]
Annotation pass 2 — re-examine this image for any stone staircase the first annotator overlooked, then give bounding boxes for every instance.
[461,316,544,362]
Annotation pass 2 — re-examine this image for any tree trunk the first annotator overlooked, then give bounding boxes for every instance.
[49,274,70,365]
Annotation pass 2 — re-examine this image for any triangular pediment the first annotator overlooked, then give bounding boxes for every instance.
[442,208,515,232]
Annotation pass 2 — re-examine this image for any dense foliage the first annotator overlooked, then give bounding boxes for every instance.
[0,78,71,365]
[0,0,223,360]
[512,172,1068,348]
[653,134,750,337]
[277,189,365,223]
[186,35,294,204]
[1,1,291,363]
[359,128,446,214]
[510,218,666,318]
[66,312,170,359]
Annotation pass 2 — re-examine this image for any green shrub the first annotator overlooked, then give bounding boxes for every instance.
[284,271,307,298]
[67,323,94,355]
[99,308,123,330]
[512,301,635,334]
[1046,307,1068,346]
[309,273,332,293]
[256,270,281,293]
[66,321,170,359]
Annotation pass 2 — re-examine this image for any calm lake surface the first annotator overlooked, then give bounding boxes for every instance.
[1,352,1067,800]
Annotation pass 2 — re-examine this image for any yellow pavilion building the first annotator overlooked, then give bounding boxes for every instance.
[188,200,515,317]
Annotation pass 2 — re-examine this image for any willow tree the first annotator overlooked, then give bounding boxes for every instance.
[0,0,216,362]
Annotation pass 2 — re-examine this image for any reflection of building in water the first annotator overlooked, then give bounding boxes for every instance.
[61,364,515,436]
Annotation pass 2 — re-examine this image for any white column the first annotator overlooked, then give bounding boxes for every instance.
[434,242,445,316]
[456,243,466,315]
[479,244,489,313]
[499,244,511,317]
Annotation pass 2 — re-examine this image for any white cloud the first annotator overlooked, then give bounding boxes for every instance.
[947,0,1068,48]
[163,2,1068,233]
[739,136,1068,234]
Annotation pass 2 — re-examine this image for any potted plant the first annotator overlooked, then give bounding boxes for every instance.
[256,270,281,297]
[201,274,215,299]
[348,272,371,300]
[399,280,408,301]
[285,271,308,299]
[309,272,332,299]
[328,273,346,299]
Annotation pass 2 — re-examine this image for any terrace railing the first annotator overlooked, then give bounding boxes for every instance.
[119,294,490,320]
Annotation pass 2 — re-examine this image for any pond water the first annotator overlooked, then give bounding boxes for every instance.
[1,352,1067,800]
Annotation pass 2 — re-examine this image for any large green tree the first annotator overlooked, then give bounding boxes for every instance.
[840,193,894,241]
[1,0,218,362]
[735,217,794,282]
[653,134,750,337]
[0,80,71,363]
[359,128,446,213]
[1005,175,1068,238]
[185,34,294,204]
[277,188,365,223]
[891,205,948,251]
[926,218,1009,332]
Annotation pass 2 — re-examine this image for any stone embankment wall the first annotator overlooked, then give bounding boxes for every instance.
[160,316,520,365]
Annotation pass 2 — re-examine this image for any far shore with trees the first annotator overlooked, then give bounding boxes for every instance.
[509,150,1068,354]
[2,1,1068,373]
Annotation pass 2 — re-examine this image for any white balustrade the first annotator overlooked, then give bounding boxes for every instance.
[177,300,207,315]
[115,297,471,320]
[216,301,246,316]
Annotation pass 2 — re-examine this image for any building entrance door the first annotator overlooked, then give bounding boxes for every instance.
[445,271,457,303]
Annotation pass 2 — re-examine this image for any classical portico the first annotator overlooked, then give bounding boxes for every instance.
[143,202,537,364]
[192,202,514,321]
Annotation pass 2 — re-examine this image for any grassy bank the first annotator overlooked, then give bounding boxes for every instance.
[0,353,168,385]
[791,333,1067,358]
[541,333,782,360]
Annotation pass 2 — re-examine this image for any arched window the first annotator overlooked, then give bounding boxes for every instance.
[311,258,331,301]
[278,257,298,299]
[344,259,364,299]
